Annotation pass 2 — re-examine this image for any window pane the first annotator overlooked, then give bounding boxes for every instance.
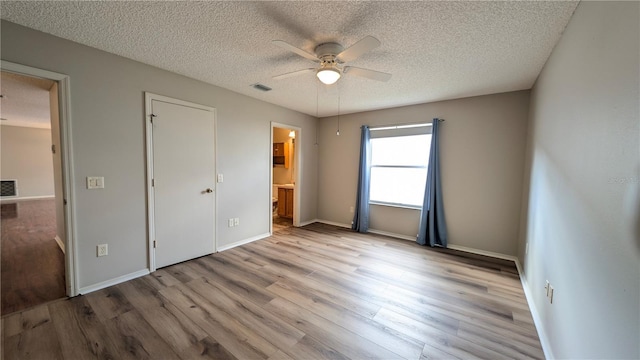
[370,167,426,207]
[371,134,431,166]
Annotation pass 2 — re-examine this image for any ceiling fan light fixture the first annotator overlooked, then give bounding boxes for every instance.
[316,67,341,85]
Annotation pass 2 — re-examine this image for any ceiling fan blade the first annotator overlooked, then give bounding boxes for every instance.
[272,40,319,62]
[273,68,316,80]
[336,36,381,63]
[344,66,392,82]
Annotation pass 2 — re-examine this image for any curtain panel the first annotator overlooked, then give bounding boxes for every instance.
[417,118,447,247]
[352,125,371,232]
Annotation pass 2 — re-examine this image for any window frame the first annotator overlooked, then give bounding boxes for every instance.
[367,125,432,209]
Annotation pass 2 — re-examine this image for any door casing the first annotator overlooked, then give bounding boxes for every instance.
[1,60,79,296]
[270,122,302,235]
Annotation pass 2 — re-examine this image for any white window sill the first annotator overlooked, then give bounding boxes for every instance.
[369,201,422,211]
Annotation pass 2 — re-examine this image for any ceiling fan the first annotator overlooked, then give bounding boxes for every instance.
[272,36,392,85]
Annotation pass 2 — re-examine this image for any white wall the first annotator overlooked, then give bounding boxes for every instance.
[1,21,318,290]
[518,2,640,358]
[0,125,55,199]
[318,91,530,255]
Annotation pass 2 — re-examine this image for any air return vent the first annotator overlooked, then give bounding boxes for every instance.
[251,83,272,92]
[1,180,17,197]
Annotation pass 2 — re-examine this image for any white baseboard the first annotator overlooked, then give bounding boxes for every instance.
[368,229,416,241]
[446,244,518,262]
[79,268,150,295]
[315,219,351,229]
[217,232,270,252]
[515,259,554,360]
[298,219,319,227]
[54,235,65,253]
[0,195,55,203]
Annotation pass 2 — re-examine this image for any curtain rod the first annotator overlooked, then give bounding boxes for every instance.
[369,119,445,131]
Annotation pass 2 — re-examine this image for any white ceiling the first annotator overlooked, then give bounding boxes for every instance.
[0,71,55,128]
[1,1,578,117]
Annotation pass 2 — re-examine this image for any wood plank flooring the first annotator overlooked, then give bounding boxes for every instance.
[1,199,66,315]
[1,223,544,359]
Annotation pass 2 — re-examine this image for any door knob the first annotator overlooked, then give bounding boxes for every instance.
[205,188,213,193]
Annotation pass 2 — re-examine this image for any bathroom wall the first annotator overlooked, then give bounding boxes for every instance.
[273,127,295,185]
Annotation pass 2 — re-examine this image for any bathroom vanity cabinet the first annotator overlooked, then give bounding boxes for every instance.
[277,187,294,219]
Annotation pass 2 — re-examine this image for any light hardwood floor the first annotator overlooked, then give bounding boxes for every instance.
[1,223,544,359]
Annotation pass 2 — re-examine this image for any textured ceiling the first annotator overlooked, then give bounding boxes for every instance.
[0,1,578,117]
[0,71,54,128]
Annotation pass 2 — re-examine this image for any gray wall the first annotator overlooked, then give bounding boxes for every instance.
[318,91,530,255]
[1,21,318,289]
[518,1,639,358]
[0,125,55,199]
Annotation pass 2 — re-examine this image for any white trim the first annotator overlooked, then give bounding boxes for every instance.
[217,233,270,252]
[515,259,554,360]
[271,122,303,232]
[144,94,157,271]
[298,219,319,227]
[315,219,351,229]
[446,244,519,262]
[145,92,217,273]
[0,195,54,202]
[2,61,79,297]
[369,201,422,211]
[55,235,65,253]
[368,229,416,241]
[370,121,433,131]
[78,269,150,295]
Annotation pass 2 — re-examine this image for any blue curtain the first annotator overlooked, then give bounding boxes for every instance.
[417,118,447,247]
[352,125,371,232]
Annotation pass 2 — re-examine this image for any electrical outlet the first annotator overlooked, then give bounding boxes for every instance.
[97,244,108,257]
[217,174,224,183]
[349,206,354,213]
[234,218,239,226]
[228,218,234,227]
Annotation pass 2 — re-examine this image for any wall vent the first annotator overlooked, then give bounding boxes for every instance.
[251,83,272,92]
[1,180,18,197]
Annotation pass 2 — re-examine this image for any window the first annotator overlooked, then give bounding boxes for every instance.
[369,133,431,207]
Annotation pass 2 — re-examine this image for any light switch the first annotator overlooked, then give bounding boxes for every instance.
[87,176,105,189]
[217,174,224,183]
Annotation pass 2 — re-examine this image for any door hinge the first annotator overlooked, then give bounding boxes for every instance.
[63,199,67,205]
[153,240,157,248]
[151,179,155,187]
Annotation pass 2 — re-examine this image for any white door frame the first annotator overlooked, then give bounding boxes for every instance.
[1,60,79,297]
[145,92,217,272]
[270,122,302,234]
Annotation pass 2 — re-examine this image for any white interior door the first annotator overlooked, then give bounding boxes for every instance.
[151,98,215,269]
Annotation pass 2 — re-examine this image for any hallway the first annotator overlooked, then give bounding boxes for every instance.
[1,199,65,315]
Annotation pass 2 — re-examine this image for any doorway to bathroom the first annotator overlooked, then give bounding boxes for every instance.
[271,122,301,233]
